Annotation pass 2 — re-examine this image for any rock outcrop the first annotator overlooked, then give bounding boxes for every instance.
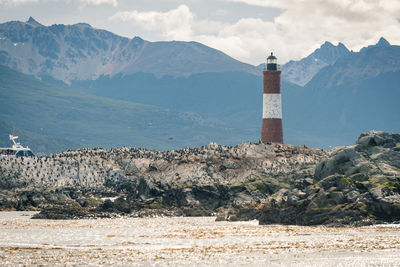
[0,141,325,219]
[1,130,399,225]
[259,131,400,226]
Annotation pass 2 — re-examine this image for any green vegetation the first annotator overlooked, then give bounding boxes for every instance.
[364,175,400,193]
[149,202,165,209]
[338,176,354,188]
[242,175,290,195]
[382,178,400,193]
[171,180,199,189]
[314,199,337,211]
[85,197,103,208]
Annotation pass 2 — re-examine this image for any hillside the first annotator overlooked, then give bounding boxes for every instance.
[0,121,79,154]
[73,71,316,147]
[72,66,400,149]
[0,65,245,153]
[282,70,400,148]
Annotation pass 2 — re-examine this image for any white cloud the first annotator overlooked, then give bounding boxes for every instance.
[216,9,228,16]
[109,1,400,65]
[192,19,226,35]
[110,5,194,40]
[0,0,118,7]
[0,0,39,5]
[81,0,117,7]
[202,0,400,64]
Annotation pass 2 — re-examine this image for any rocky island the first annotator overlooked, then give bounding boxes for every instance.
[0,131,399,226]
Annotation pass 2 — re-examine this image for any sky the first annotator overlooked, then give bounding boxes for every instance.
[0,0,399,65]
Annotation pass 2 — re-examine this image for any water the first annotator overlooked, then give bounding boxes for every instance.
[0,212,399,266]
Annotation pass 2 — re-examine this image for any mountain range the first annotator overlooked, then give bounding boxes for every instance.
[307,37,400,88]
[281,41,350,86]
[0,17,256,83]
[0,17,399,153]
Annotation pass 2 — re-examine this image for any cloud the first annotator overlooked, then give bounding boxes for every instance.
[81,0,117,7]
[109,1,400,65]
[0,0,39,5]
[204,0,400,63]
[110,5,194,40]
[216,9,228,16]
[0,0,118,6]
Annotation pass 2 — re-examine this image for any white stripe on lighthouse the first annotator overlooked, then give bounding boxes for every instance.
[263,93,282,119]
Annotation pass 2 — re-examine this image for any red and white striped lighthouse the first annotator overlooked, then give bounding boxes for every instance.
[261,52,283,143]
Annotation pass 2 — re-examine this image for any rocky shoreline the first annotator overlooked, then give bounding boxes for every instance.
[1,131,399,225]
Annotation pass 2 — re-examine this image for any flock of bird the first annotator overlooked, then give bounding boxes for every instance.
[0,142,327,189]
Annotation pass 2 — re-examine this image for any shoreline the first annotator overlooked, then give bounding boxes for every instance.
[1,211,400,266]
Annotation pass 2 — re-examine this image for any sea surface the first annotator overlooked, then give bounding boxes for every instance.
[0,211,399,266]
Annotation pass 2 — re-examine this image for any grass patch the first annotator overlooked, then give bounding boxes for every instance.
[242,175,290,195]
[383,179,400,193]
[148,202,164,209]
[315,199,337,211]
[338,176,353,188]
[85,197,103,207]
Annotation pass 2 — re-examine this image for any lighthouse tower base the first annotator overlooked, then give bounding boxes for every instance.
[261,118,283,143]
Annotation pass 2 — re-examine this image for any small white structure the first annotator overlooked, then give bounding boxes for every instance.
[0,134,34,157]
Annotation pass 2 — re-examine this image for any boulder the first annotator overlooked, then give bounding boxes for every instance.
[259,131,400,226]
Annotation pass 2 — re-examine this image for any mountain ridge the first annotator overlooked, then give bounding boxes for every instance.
[0,17,258,83]
[307,37,400,88]
[281,41,351,86]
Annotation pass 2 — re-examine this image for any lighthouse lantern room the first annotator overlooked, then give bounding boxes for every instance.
[266,52,278,70]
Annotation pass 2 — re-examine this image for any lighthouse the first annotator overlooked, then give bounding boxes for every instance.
[261,52,283,143]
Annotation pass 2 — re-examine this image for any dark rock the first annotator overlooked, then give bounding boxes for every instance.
[259,131,400,226]
[215,206,260,222]
[345,190,360,203]
[33,201,87,219]
[330,191,344,204]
